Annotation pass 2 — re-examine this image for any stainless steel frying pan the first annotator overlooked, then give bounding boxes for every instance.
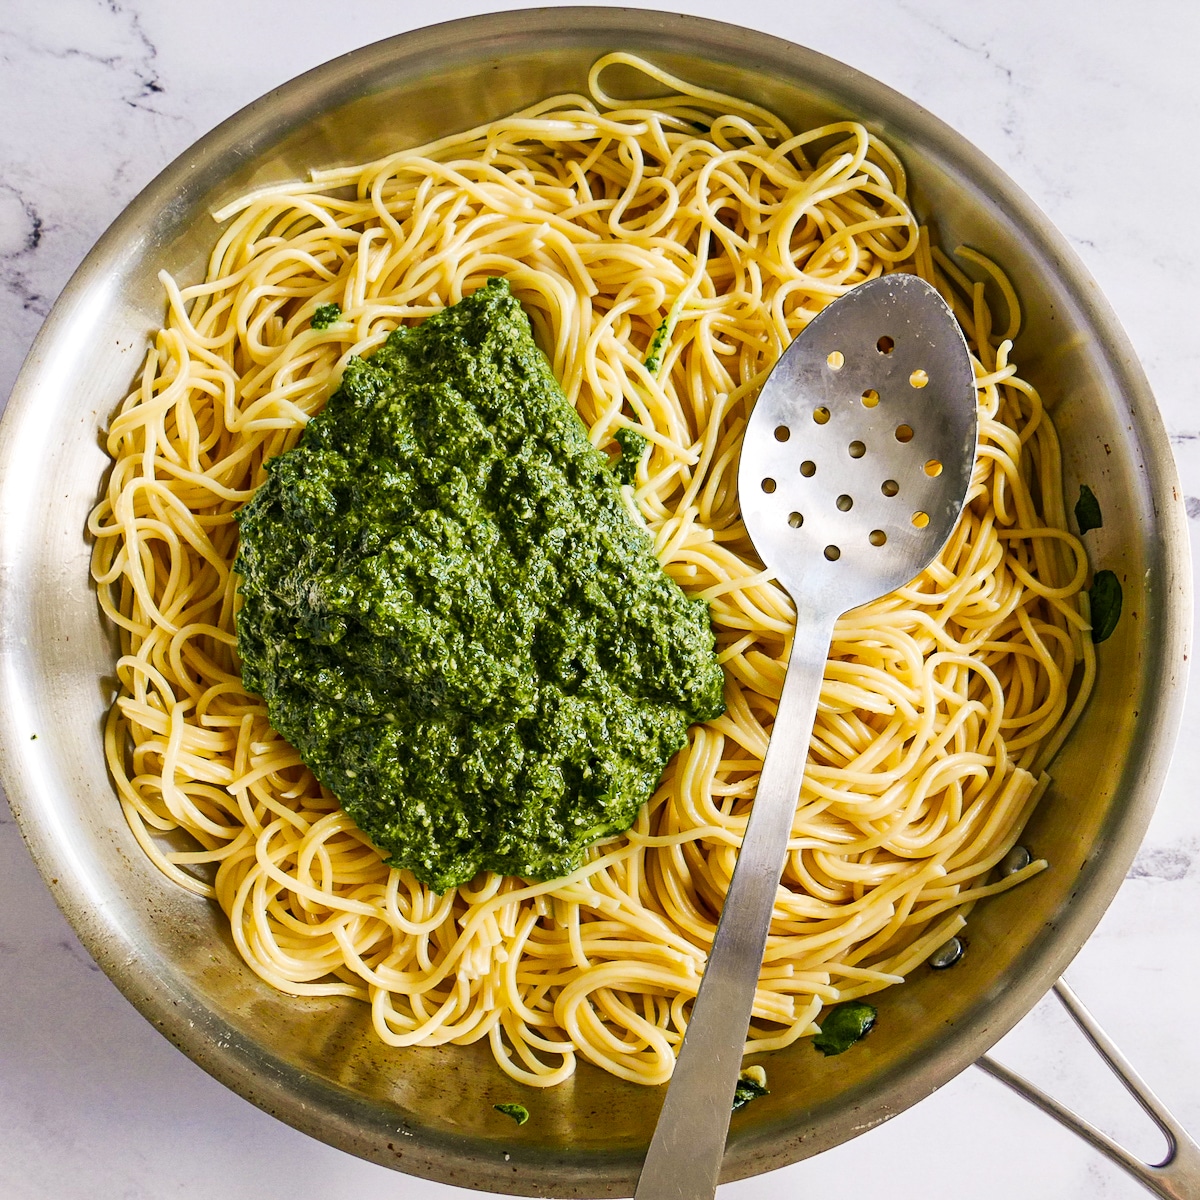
[0,10,1191,1197]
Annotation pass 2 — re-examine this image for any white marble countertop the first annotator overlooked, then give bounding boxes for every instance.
[2,2,1199,1198]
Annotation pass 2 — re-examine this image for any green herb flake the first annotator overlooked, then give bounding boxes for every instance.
[1089,569,1123,643]
[1075,484,1103,535]
[613,426,649,485]
[494,1103,529,1125]
[644,319,672,374]
[311,302,342,330]
[731,1067,769,1112]
[813,1001,877,1056]
[235,279,725,893]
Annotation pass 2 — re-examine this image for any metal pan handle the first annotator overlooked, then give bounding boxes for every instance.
[975,978,1200,1199]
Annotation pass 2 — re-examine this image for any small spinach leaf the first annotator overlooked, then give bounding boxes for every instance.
[813,1001,877,1056]
[1075,484,1103,535]
[494,1103,529,1125]
[1089,569,1122,643]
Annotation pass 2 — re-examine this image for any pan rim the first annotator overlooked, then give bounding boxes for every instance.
[0,8,1190,1194]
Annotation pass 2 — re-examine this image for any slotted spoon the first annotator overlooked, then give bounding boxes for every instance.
[635,273,978,1200]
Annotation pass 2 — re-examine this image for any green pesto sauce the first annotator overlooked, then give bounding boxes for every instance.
[613,426,648,485]
[643,318,672,374]
[311,302,342,330]
[235,278,725,893]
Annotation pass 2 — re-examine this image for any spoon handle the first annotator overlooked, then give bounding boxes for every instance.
[635,614,836,1200]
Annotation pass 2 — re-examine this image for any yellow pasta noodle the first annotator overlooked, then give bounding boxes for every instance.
[88,53,1091,1088]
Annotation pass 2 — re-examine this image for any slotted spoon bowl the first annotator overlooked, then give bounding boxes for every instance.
[636,273,977,1200]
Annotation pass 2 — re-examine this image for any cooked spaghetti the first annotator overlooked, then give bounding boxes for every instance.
[88,53,1093,1087]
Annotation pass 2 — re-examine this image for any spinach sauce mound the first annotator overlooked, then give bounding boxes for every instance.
[235,278,726,893]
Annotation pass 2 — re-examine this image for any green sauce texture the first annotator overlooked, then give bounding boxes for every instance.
[235,278,725,892]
